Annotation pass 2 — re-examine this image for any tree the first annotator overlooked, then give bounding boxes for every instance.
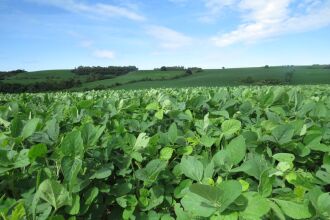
[186,69,193,75]
[160,66,167,71]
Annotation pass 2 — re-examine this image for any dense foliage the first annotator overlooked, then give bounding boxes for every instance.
[0,79,82,93]
[0,86,330,219]
[155,66,185,71]
[0,70,27,80]
[72,66,138,76]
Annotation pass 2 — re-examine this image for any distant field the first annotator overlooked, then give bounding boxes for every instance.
[77,70,187,90]
[114,66,330,90]
[2,70,88,85]
[1,66,329,90]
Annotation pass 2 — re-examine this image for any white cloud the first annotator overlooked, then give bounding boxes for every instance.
[79,40,94,48]
[27,0,145,21]
[93,50,115,59]
[211,0,330,47]
[146,25,193,49]
[199,0,237,22]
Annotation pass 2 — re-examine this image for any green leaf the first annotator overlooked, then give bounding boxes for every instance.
[65,194,80,215]
[231,154,269,180]
[90,163,113,179]
[174,203,190,220]
[61,156,82,190]
[84,187,99,205]
[317,193,330,216]
[44,118,59,141]
[272,125,294,145]
[10,201,26,220]
[181,191,217,217]
[174,179,192,199]
[269,201,286,220]
[60,131,84,157]
[168,123,178,144]
[160,147,174,160]
[240,192,270,220]
[274,199,312,219]
[133,133,150,151]
[180,156,204,182]
[37,179,71,210]
[21,118,40,140]
[135,159,167,184]
[81,123,105,147]
[146,102,159,110]
[221,119,241,137]
[189,180,242,213]
[155,109,164,120]
[200,135,216,148]
[258,170,274,197]
[28,143,47,162]
[226,135,246,165]
[273,153,295,162]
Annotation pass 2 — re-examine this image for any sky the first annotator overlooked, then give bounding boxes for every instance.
[1,0,330,71]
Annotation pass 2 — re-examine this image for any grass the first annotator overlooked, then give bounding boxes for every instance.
[1,66,329,90]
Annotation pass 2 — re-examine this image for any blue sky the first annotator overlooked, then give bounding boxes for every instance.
[1,0,330,71]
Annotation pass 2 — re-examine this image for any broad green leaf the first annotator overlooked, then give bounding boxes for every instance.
[231,154,269,180]
[44,119,59,141]
[180,156,204,182]
[37,179,71,210]
[240,192,270,220]
[21,118,40,140]
[181,191,217,217]
[160,147,174,160]
[146,102,159,110]
[10,117,23,137]
[155,109,164,120]
[61,156,82,190]
[84,187,99,205]
[133,133,150,151]
[90,163,113,179]
[10,201,26,220]
[272,125,294,145]
[81,123,105,147]
[168,123,178,144]
[226,135,246,165]
[274,199,312,219]
[273,153,295,162]
[258,170,274,197]
[60,131,84,157]
[269,201,286,220]
[221,119,241,137]
[65,194,80,215]
[135,159,167,184]
[200,135,216,148]
[174,203,190,220]
[189,180,242,213]
[28,143,47,162]
[174,179,192,199]
[317,193,330,217]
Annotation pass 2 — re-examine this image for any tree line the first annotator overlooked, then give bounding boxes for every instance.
[0,79,82,93]
[0,69,27,80]
[71,66,138,76]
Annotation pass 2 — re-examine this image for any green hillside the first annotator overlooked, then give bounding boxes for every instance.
[1,65,329,92]
[113,66,330,90]
[2,70,84,85]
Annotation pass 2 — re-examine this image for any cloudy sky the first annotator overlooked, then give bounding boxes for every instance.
[1,0,330,71]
